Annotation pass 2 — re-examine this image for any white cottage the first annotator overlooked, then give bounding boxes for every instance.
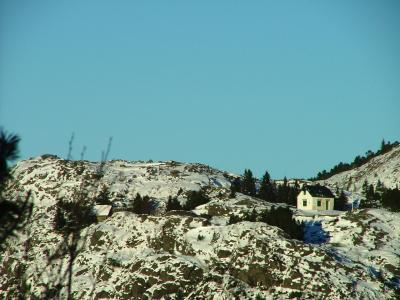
[297,185,334,211]
[93,204,112,222]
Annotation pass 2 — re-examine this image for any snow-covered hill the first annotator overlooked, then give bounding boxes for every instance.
[1,155,399,299]
[318,145,400,192]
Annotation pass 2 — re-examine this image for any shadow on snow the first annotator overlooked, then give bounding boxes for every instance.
[303,220,330,244]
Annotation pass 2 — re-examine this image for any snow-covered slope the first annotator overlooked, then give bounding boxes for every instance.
[318,145,400,192]
[1,155,399,299]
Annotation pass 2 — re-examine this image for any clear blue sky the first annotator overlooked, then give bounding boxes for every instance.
[1,0,399,179]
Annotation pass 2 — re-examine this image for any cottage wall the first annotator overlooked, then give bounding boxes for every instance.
[97,215,108,222]
[311,197,334,211]
[297,191,314,210]
[297,191,335,210]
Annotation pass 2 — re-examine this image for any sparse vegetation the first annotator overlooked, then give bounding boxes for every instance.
[359,179,400,211]
[311,139,399,181]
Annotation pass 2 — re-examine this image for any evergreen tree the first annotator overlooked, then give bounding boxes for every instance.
[53,199,96,232]
[0,130,20,183]
[0,129,33,249]
[132,193,143,213]
[287,185,299,206]
[141,195,154,214]
[334,191,347,211]
[360,182,378,209]
[131,193,155,214]
[380,139,386,153]
[241,169,256,196]
[375,180,385,196]
[362,180,369,198]
[277,176,290,204]
[54,203,66,231]
[367,184,375,201]
[230,177,242,198]
[95,185,111,205]
[166,196,183,211]
[257,170,276,202]
[247,208,257,222]
[381,188,400,212]
[228,214,241,225]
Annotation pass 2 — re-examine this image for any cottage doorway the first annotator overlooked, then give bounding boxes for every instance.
[326,202,329,210]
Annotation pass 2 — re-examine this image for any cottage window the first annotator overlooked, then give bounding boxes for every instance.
[317,200,321,207]
[303,200,307,206]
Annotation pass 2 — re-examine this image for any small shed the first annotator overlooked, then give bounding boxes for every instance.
[94,205,112,222]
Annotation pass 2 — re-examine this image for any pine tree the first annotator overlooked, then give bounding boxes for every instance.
[247,208,257,222]
[54,202,66,231]
[228,214,241,224]
[258,170,276,202]
[362,180,369,198]
[166,196,182,211]
[132,193,143,214]
[334,191,347,211]
[95,185,111,205]
[230,177,242,198]
[375,180,385,196]
[53,199,96,232]
[0,130,33,249]
[381,188,400,212]
[287,185,299,206]
[277,176,290,204]
[367,184,375,201]
[380,139,386,153]
[241,169,256,196]
[0,130,20,183]
[360,182,377,209]
[131,193,154,214]
[141,195,154,214]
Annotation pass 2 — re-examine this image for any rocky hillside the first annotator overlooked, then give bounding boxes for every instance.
[318,145,400,192]
[1,155,399,299]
